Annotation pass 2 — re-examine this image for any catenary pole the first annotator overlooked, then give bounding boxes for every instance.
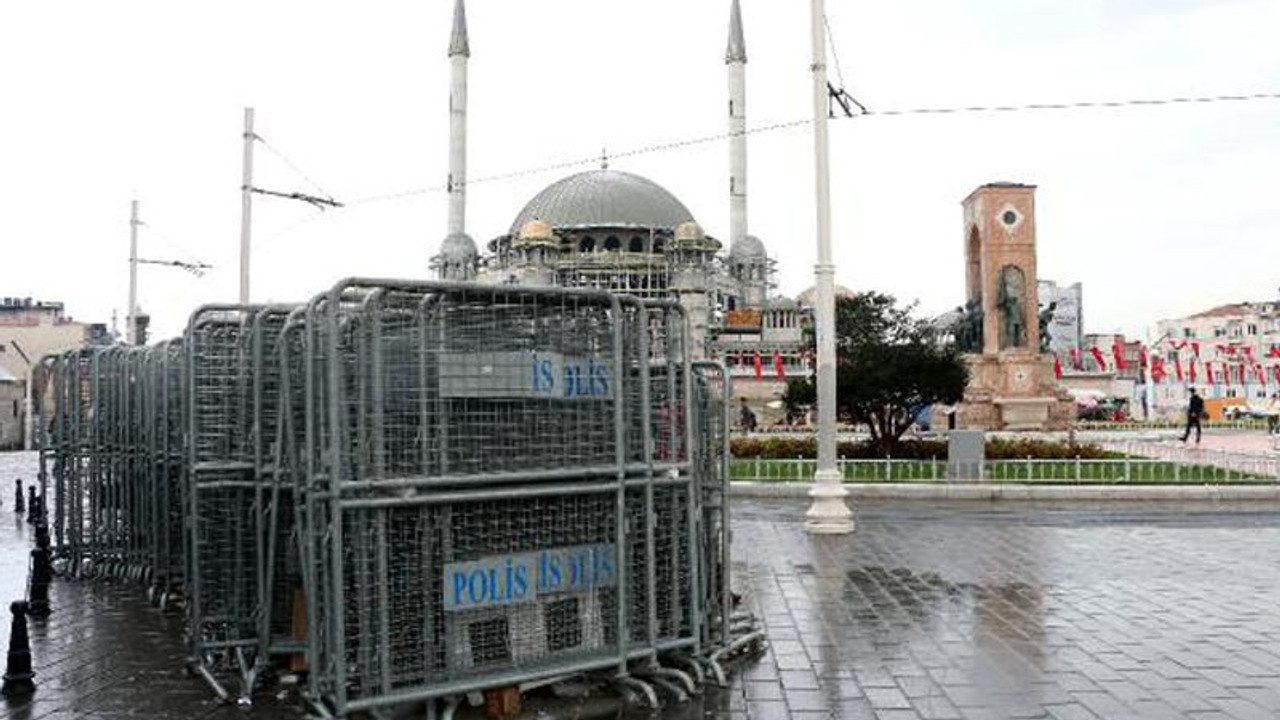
[127,200,139,344]
[804,0,854,534]
[238,107,255,303]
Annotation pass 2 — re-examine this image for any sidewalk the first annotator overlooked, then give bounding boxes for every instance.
[5,450,1280,719]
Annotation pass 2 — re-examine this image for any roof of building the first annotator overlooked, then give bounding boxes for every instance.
[725,0,747,64]
[448,0,469,58]
[1188,303,1251,319]
[508,169,695,235]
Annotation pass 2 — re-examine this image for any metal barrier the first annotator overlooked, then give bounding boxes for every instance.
[30,278,764,716]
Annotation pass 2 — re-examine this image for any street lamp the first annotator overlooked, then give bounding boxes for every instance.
[803,0,853,534]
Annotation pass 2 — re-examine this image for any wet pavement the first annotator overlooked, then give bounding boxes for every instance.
[3,449,1280,719]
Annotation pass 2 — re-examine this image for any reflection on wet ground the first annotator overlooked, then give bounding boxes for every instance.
[3,450,1280,719]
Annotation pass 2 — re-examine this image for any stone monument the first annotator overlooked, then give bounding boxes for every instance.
[955,183,1074,430]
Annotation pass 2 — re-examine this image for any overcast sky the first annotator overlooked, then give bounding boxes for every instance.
[2,0,1278,341]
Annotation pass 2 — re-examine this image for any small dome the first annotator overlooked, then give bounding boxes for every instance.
[517,220,556,243]
[675,221,705,243]
[439,232,478,261]
[796,284,856,307]
[729,234,766,260]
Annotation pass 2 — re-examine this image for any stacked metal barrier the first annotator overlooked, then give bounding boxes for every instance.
[31,278,763,716]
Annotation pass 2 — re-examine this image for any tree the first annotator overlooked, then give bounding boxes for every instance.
[781,377,816,423]
[815,292,969,451]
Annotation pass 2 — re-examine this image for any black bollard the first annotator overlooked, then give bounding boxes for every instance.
[13,480,22,515]
[25,488,36,525]
[33,523,50,553]
[27,549,52,620]
[0,601,35,698]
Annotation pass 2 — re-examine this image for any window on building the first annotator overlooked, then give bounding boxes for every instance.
[1213,327,1225,337]
[628,237,643,253]
[604,236,620,251]
[1247,324,1258,335]
[1183,328,1193,338]
[579,237,596,253]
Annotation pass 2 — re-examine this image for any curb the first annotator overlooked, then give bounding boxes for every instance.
[729,481,1280,502]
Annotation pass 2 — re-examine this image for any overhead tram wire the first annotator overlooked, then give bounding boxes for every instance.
[335,90,1280,208]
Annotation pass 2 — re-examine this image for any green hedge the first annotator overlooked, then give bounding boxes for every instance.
[729,436,1112,460]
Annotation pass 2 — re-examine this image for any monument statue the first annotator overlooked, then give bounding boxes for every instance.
[997,265,1026,349]
[1038,301,1057,353]
[954,299,984,353]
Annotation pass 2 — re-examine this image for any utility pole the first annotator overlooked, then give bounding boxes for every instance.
[239,107,255,304]
[127,199,140,345]
[804,0,854,534]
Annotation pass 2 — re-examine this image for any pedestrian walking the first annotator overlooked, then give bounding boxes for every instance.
[1266,392,1280,435]
[1181,387,1204,444]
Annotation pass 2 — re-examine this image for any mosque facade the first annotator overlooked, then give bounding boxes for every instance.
[429,0,812,422]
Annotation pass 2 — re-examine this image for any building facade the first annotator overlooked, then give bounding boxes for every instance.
[1152,302,1280,418]
[0,297,111,448]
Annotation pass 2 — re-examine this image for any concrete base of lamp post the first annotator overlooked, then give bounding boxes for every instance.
[804,469,854,534]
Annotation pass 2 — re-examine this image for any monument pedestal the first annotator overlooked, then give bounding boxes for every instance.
[957,352,1075,431]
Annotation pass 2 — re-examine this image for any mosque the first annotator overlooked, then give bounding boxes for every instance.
[429,0,817,422]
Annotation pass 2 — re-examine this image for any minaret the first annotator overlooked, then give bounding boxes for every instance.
[434,0,478,280]
[447,0,469,238]
[726,0,748,252]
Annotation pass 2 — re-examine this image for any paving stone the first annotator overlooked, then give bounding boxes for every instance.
[5,443,1280,720]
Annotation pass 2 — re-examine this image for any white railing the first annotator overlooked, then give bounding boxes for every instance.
[730,453,1280,484]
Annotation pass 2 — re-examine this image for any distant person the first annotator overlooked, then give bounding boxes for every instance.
[739,398,757,433]
[1181,388,1204,444]
[1267,392,1280,435]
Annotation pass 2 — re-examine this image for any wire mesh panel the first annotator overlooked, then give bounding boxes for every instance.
[691,362,732,649]
[34,276,762,715]
[252,307,306,660]
[186,305,267,700]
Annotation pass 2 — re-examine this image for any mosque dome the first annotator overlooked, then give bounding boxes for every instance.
[675,221,705,243]
[729,234,766,260]
[509,169,695,234]
[515,219,557,244]
[439,231,478,261]
[796,284,856,307]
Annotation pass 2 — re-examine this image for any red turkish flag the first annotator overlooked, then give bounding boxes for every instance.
[1192,341,1201,358]
[1053,354,1062,379]
[1275,366,1280,385]
[773,351,785,379]
[1139,346,1149,368]
[1112,341,1128,371]
[1090,347,1107,370]
[1189,361,1197,382]
[752,351,763,380]
[1174,357,1184,382]
[1257,365,1266,385]
[1151,357,1166,383]
[1070,348,1082,369]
